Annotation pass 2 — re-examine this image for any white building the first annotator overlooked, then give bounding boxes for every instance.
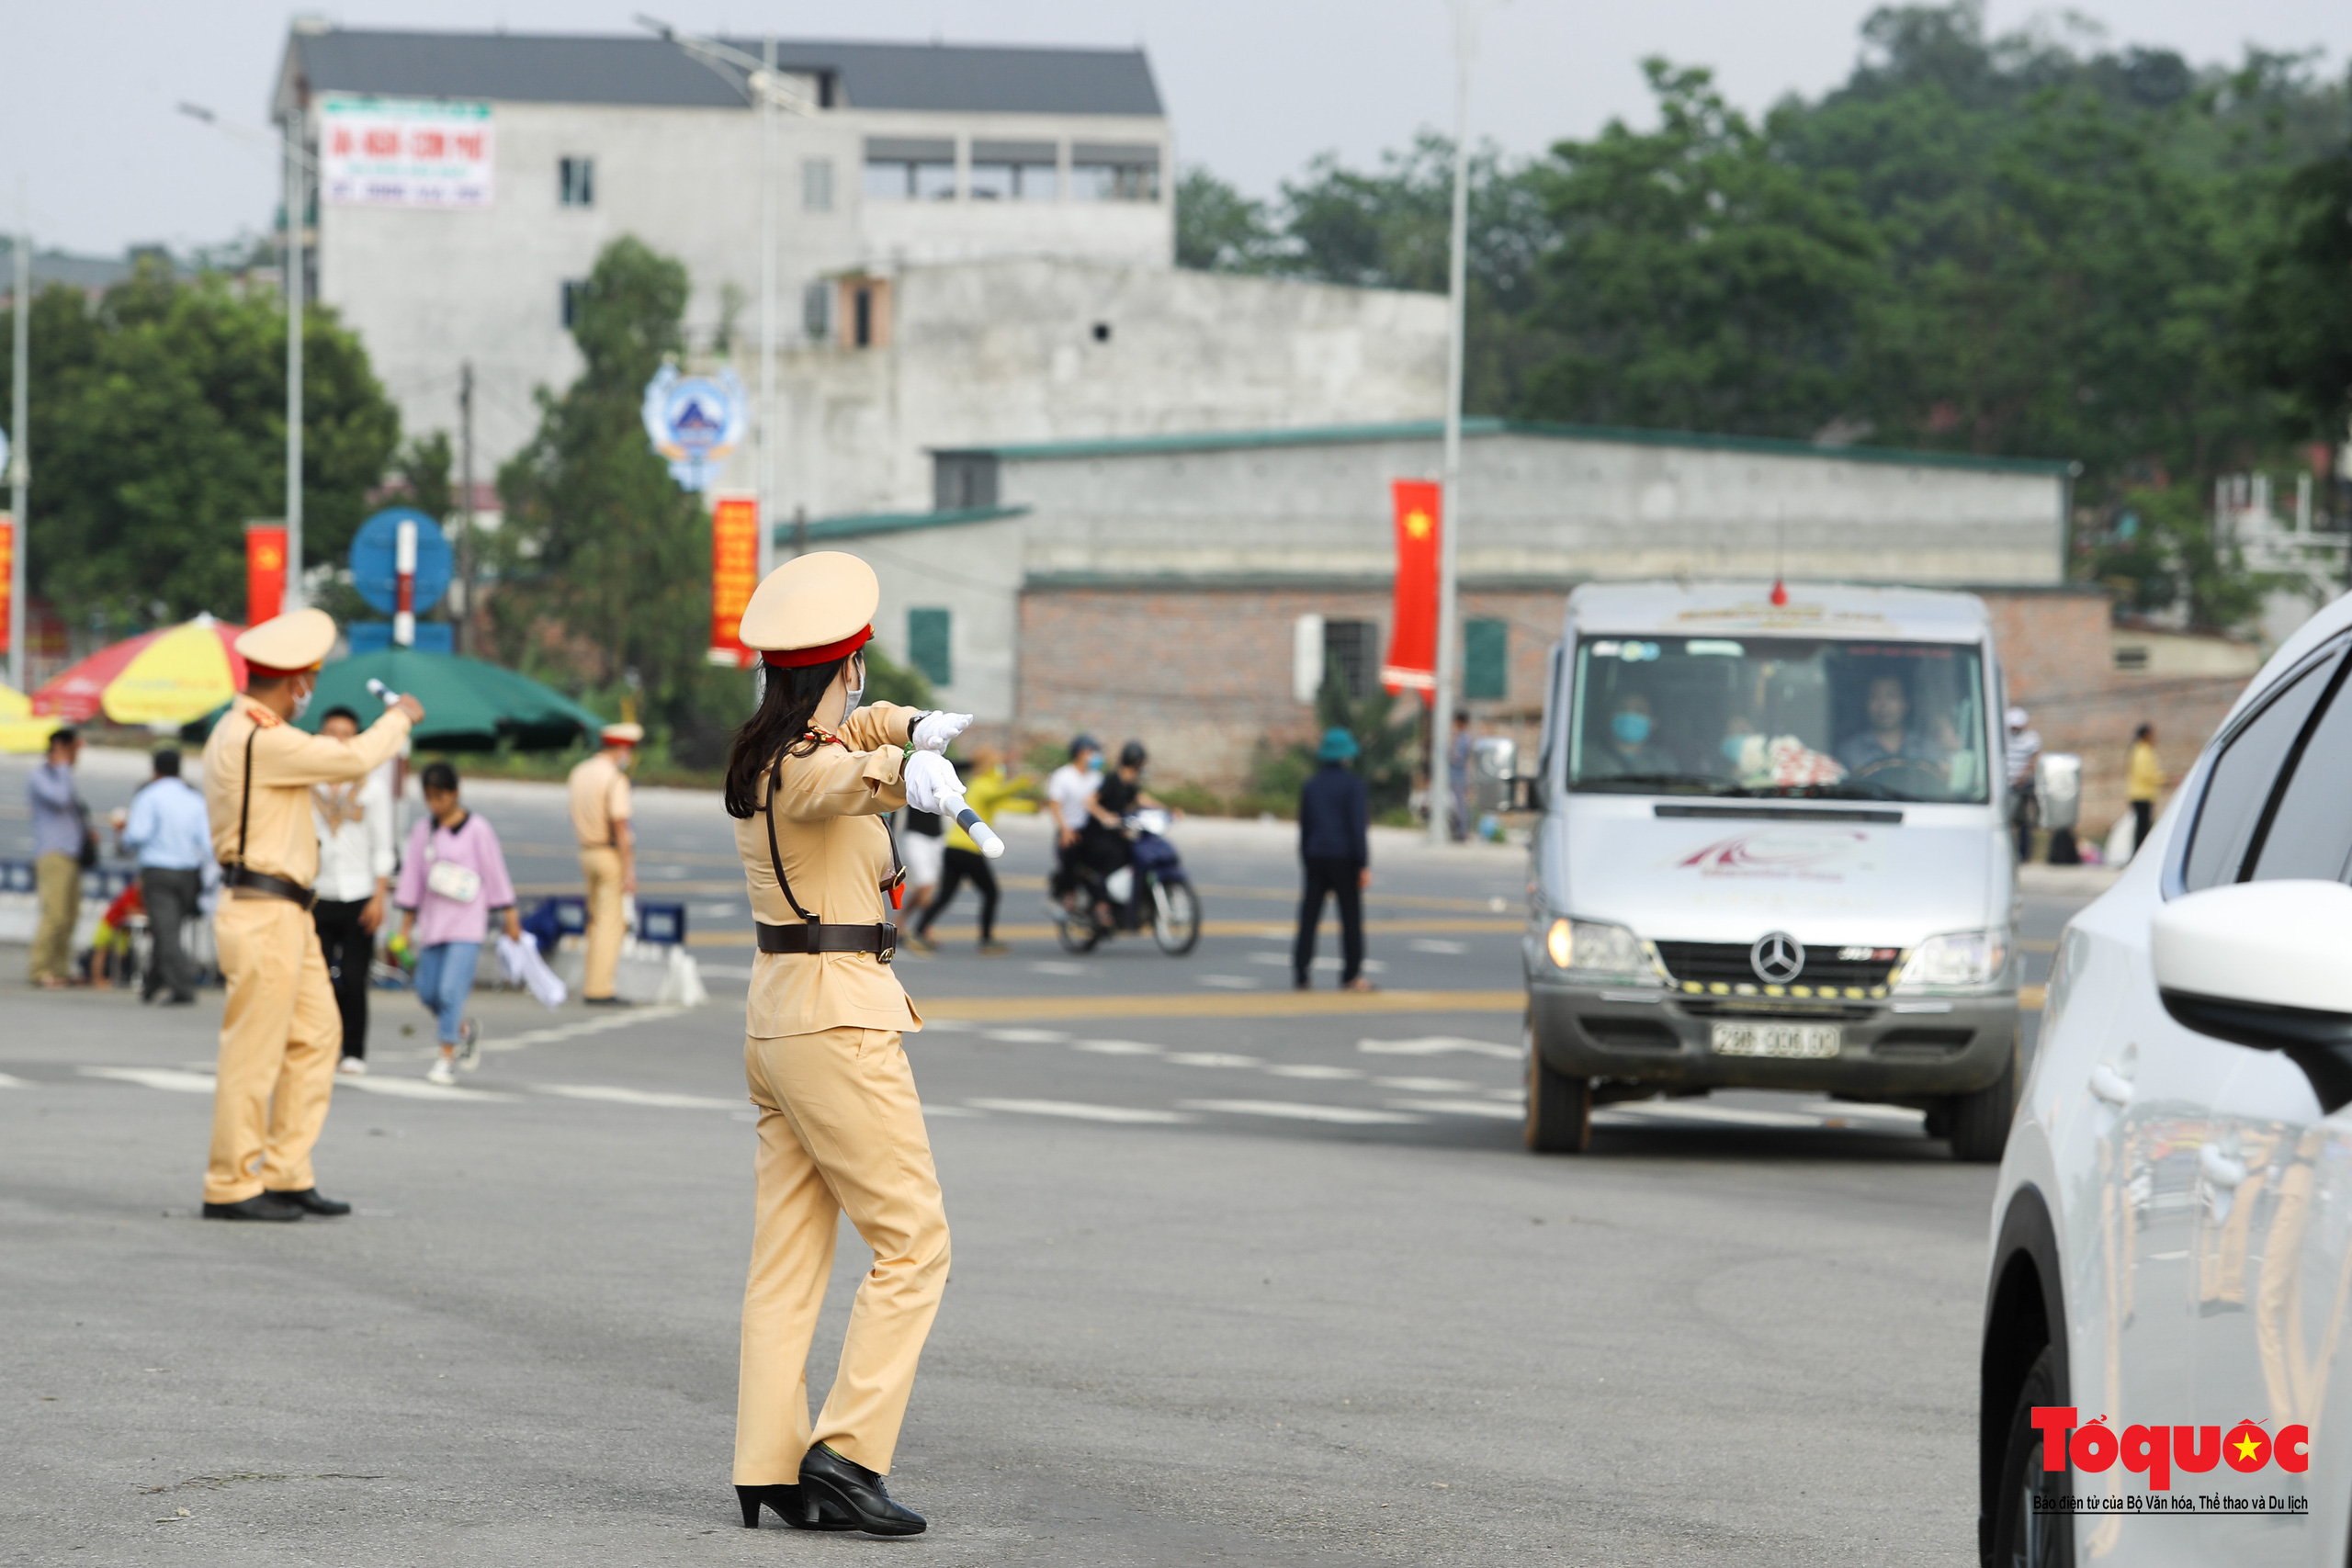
[273,26,1449,521]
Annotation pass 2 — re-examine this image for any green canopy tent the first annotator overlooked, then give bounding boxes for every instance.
[298,649,606,752]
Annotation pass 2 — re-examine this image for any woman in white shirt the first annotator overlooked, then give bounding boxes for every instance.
[311,705,399,1076]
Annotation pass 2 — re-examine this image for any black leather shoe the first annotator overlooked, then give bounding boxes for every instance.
[201,1194,305,1223]
[798,1445,926,1536]
[582,996,628,1008]
[735,1483,856,1531]
[269,1188,352,1216]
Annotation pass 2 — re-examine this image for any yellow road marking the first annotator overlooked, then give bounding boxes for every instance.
[917,989,1527,1023]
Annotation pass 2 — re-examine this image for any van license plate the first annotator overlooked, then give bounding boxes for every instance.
[1711,1022,1841,1059]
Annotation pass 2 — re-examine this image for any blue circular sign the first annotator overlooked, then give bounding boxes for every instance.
[350,507,453,615]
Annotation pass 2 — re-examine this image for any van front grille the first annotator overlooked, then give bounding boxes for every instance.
[1653,940,1898,1001]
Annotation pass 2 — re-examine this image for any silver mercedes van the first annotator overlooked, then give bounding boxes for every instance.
[1520,582,2021,1159]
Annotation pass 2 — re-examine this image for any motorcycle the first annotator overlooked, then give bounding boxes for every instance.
[1053,809,1202,956]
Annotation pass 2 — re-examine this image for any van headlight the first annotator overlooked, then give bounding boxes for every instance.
[1894,929,2008,992]
[1544,918,1660,985]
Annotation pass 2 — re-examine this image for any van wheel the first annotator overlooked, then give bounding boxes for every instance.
[1524,1020,1592,1154]
[1948,1045,2018,1163]
[1986,1344,2069,1567]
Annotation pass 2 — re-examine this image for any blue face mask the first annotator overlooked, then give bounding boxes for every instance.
[1721,733,1748,762]
[1612,711,1652,746]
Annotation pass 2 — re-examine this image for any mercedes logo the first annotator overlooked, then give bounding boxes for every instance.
[1749,931,1804,984]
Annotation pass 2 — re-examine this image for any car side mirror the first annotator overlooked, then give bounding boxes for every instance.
[2151,881,2352,1111]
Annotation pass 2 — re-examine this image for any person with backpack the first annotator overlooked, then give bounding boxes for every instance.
[392,761,520,1087]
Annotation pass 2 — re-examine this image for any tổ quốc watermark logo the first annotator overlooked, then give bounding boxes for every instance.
[2033,1408,2310,1516]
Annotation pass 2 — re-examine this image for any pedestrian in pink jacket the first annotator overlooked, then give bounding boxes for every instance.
[393,761,519,1085]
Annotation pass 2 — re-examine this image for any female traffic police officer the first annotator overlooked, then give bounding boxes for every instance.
[725,552,971,1537]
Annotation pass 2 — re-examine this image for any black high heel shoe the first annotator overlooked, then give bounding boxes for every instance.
[735,1483,856,1530]
[797,1445,927,1536]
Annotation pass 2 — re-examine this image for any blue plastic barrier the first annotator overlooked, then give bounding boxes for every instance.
[636,900,686,946]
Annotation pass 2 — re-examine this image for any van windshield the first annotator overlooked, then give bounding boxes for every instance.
[1567,635,1991,804]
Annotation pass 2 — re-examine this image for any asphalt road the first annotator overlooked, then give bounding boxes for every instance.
[0,750,2101,1565]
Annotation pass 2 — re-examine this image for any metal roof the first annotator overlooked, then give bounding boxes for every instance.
[283,28,1163,116]
[970,418,2079,478]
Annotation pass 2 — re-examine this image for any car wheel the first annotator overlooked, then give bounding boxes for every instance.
[1985,1344,2069,1567]
[1524,1018,1592,1154]
[1949,1036,2018,1163]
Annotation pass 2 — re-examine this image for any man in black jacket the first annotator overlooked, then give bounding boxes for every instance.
[1294,728,1374,992]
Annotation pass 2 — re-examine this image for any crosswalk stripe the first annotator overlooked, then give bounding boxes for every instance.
[533,1084,742,1111]
[0,1072,30,1089]
[81,1066,216,1094]
[347,1077,515,1102]
[1179,1100,1424,1125]
[485,1006,687,1054]
[967,1098,1193,1123]
[1386,1098,1523,1120]
[1600,1101,1824,1129]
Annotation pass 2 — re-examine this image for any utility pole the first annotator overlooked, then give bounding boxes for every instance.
[283,103,306,612]
[458,361,476,656]
[758,33,778,586]
[8,213,28,693]
[1427,0,1476,846]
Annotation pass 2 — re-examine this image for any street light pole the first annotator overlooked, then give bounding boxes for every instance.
[1428,1,1475,846]
[283,105,306,613]
[9,211,28,694]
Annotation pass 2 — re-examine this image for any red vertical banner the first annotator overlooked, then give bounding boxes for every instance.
[1381,479,1440,695]
[244,522,288,626]
[0,516,13,656]
[709,492,760,667]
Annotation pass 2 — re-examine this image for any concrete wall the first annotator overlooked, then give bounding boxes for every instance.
[314,97,1170,476]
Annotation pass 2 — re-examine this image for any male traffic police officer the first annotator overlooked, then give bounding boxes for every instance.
[199,609,422,1222]
[726,551,970,1536]
[568,722,639,1004]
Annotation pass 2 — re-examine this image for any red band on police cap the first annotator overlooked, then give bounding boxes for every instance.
[760,625,874,669]
[244,661,321,682]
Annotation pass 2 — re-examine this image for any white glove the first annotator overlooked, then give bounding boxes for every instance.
[910,711,973,752]
[903,750,966,817]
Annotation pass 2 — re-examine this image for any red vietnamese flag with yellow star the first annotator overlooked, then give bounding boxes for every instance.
[1382,479,1440,696]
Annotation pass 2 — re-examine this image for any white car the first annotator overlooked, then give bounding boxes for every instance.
[1981,593,2352,1564]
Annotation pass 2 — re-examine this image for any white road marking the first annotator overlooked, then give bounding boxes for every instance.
[1262,1064,1363,1080]
[347,1077,515,1102]
[1410,939,1470,954]
[1249,953,1388,973]
[484,1006,688,1055]
[699,965,756,980]
[0,1072,30,1089]
[1358,1036,1519,1060]
[1600,1101,1823,1129]
[1374,1076,1479,1092]
[967,1098,1193,1124]
[1164,1052,1263,1068]
[1199,975,1260,989]
[922,1104,985,1117]
[1792,1100,1926,1124]
[1179,1100,1424,1125]
[534,1084,743,1111]
[1027,962,1087,976]
[82,1066,216,1094]
[1388,1099,1524,1121]
[983,1027,1069,1044]
[1072,1039,1162,1055]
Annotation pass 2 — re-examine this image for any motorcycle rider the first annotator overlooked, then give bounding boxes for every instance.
[1080,742,1177,926]
[1044,735,1101,905]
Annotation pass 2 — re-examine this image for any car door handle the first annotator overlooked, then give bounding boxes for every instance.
[2199,1144,2248,1190]
[2089,1064,2134,1108]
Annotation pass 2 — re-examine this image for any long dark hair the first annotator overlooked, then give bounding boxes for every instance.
[724,656,850,818]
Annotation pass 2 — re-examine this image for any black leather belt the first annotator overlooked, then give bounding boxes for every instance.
[224,865,317,910]
[755,920,896,963]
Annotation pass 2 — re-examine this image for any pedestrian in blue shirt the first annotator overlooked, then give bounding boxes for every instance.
[28,728,87,988]
[1293,728,1374,991]
[118,747,210,1004]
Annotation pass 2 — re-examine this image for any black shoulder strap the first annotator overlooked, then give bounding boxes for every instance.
[764,760,820,925]
[233,719,259,868]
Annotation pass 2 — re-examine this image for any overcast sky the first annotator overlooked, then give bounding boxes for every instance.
[9,1,2349,255]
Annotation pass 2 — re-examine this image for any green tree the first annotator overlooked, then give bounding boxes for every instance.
[2,262,397,628]
[492,236,716,756]
[1174,166,1277,272]
[2241,144,2352,444]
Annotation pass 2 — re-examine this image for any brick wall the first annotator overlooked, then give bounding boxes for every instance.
[1019,583,2256,830]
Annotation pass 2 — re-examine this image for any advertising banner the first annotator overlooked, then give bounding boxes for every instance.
[709,492,760,666]
[1381,479,1441,695]
[245,522,288,626]
[321,96,494,209]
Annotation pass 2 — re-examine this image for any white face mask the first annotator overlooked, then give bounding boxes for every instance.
[841,655,865,719]
[291,683,315,721]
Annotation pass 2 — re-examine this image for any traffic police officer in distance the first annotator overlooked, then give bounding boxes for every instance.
[569,721,641,1005]
[723,552,971,1537]
[200,609,423,1222]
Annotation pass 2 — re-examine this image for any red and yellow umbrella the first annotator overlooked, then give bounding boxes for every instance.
[0,682,61,753]
[32,614,250,727]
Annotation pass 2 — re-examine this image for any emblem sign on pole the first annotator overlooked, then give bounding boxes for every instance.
[245,522,288,626]
[642,366,747,492]
[709,492,761,667]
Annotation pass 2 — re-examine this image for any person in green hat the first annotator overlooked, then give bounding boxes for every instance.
[1293,727,1374,991]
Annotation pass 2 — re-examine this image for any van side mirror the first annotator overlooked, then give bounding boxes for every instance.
[2151,881,2352,1111]
[1507,774,1544,813]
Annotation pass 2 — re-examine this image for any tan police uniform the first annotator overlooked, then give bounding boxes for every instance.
[732,553,949,1486]
[201,610,413,1205]
[569,722,639,1001]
